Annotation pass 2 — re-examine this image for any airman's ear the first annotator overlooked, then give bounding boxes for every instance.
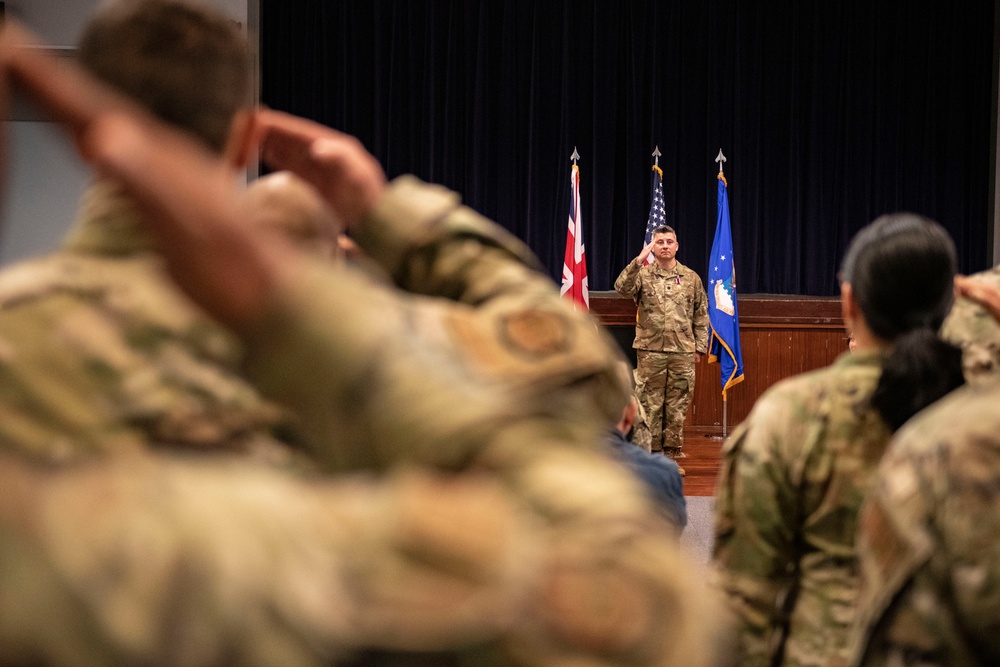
[840,282,859,329]
[618,398,639,435]
[222,110,257,170]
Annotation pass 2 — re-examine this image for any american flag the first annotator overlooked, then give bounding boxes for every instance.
[643,165,666,264]
[560,163,589,310]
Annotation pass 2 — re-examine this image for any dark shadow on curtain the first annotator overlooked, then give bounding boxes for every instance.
[261,0,994,295]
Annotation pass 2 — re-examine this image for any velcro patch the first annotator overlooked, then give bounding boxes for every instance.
[497,309,572,358]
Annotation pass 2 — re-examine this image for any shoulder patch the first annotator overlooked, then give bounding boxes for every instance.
[540,560,654,653]
[498,309,573,358]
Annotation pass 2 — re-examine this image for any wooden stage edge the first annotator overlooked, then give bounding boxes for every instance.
[589,291,845,328]
[590,292,846,497]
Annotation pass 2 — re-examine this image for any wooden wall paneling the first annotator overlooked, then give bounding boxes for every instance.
[589,292,846,436]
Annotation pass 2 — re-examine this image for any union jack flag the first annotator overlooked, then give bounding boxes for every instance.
[560,162,589,310]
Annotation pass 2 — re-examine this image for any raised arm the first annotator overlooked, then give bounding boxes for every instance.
[614,247,651,300]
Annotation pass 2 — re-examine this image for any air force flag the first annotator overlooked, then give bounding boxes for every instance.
[707,173,745,397]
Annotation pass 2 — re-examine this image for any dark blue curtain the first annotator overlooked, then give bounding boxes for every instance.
[261,0,995,295]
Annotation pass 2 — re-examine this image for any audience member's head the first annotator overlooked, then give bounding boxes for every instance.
[240,172,341,259]
[77,0,250,156]
[839,212,964,430]
[610,360,640,436]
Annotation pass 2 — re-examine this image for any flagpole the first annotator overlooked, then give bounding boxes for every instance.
[715,149,728,438]
[561,147,589,311]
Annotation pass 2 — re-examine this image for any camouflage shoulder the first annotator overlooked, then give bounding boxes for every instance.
[355,175,544,279]
[444,293,626,389]
[0,254,77,308]
[721,357,882,472]
[675,261,704,283]
[423,292,628,444]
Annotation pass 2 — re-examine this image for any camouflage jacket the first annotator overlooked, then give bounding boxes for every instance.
[940,264,1000,387]
[712,351,891,667]
[614,258,708,354]
[848,381,1000,667]
[245,176,631,473]
[0,182,296,465]
[0,177,726,667]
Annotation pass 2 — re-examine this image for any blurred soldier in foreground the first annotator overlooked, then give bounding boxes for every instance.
[0,0,622,473]
[241,171,341,259]
[0,15,727,667]
[848,275,1000,666]
[941,264,1000,386]
[0,0,296,465]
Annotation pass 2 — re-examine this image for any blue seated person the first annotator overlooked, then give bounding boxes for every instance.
[607,378,687,534]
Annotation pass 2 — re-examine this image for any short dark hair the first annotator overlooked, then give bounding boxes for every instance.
[652,225,676,238]
[77,0,250,153]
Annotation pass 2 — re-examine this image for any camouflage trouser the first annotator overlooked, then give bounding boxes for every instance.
[635,350,695,456]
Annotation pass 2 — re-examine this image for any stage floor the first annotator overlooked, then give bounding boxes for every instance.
[680,430,724,497]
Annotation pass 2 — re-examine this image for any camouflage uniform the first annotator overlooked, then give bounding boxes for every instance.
[0,177,727,666]
[250,175,632,473]
[940,265,1000,386]
[848,381,1000,667]
[712,351,891,667]
[0,181,297,466]
[615,258,708,455]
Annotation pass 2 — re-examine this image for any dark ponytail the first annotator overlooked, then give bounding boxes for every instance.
[870,329,964,431]
[841,213,964,431]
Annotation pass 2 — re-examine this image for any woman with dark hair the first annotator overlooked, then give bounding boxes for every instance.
[711,213,965,667]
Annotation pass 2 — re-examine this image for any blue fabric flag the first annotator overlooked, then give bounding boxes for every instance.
[707,174,745,397]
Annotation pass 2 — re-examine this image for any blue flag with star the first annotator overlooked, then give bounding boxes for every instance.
[707,173,744,397]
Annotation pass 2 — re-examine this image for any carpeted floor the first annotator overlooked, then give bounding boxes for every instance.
[680,495,715,566]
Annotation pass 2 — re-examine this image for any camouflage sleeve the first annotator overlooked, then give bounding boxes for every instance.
[351,175,628,414]
[0,453,540,667]
[239,259,508,473]
[241,257,628,474]
[939,266,1000,387]
[712,393,802,667]
[940,294,1000,387]
[241,179,630,473]
[692,275,709,354]
[614,258,645,300]
[351,176,548,305]
[0,257,295,466]
[851,385,1000,667]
